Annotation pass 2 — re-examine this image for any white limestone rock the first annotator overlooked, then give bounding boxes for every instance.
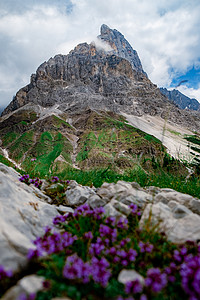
[87,194,109,209]
[140,202,200,244]
[118,269,144,285]
[155,189,200,216]
[0,163,59,272]
[65,184,96,206]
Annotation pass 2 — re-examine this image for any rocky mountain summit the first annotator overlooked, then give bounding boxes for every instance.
[2,25,200,132]
[98,24,145,74]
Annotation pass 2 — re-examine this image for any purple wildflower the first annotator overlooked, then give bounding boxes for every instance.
[109,247,117,256]
[139,241,154,253]
[125,279,143,294]
[120,238,131,247]
[164,262,177,283]
[93,207,105,219]
[19,174,30,184]
[145,268,167,293]
[99,224,117,243]
[129,203,141,216]
[84,231,93,239]
[91,256,111,287]
[63,254,91,283]
[180,255,200,298]
[73,204,91,217]
[89,237,105,256]
[173,246,188,264]
[53,214,68,225]
[105,216,116,226]
[51,176,59,183]
[140,295,148,300]
[117,217,129,229]
[28,227,77,258]
[127,249,137,262]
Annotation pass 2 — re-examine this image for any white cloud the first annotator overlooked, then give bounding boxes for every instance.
[0,0,200,108]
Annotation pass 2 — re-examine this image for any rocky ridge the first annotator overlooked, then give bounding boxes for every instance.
[160,87,200,111]
[2,25,200,132]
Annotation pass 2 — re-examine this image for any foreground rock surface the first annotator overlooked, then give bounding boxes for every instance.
[1,163,200,299]
[0,163,59,272]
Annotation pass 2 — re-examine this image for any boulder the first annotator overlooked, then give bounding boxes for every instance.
[155,189,200,215]
[118,269,144,285]
[140,202,200,244]
[65,182,96,206]
[87,194,109,209]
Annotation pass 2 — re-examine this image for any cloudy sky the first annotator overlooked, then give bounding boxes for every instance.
[0,0,200,109]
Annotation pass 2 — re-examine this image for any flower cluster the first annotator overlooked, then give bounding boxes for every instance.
[24,201,200,300]
[51,176,59,183]
[180,255,200,299]
[30,178,43,189]
[19,175,42,189]
[99,224,117,243]
[116,217,129,230]
[145,268,167,293]
[28,227,77,259]
[50,176,70,185]
[138,241,154,253]
[19,174,30,184]
[89,237,105,256]
[53,214,68,225]
[125,279,143,294]
[63,254,111,287]
[73,204,105,219]
[63,254,92,284]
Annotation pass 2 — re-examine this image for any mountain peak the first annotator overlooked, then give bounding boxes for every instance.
[100,24,111,35]
[98,24,145,74]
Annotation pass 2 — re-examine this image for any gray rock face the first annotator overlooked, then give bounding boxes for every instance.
[0,163,59,272]
[140,202,200,244]
[65,181,96,206]
[2,26,200,132]
[98,24,145,74]
[154,189,200,215]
